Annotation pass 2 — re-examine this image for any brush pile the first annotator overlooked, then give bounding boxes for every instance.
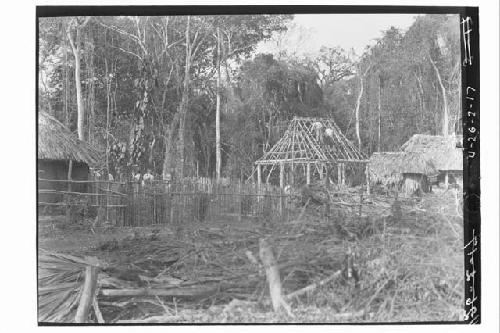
[38,189,464,323]
[38,250,105,322]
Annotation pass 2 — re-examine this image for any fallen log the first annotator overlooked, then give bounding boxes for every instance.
[117,315,182,323]
[285,270,342,301]
[100,285,218,298]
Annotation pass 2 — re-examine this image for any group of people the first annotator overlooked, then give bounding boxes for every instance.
[312,121,335,146]
[132,169,155,186]
[90,167,156,186]
[90,168,115,181]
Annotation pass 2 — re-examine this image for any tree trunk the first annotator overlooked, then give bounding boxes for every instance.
[414,72,425,133]
[70,31,83,140]
[429,55,449,137]
[67,18,90,141]
[162,120,178,180]
[63,24,70,127]
[215,27,222,181]
[176,16,191,179]
[377,76,382,152]
[355,65,370,151]
[75,49,84,140]
[87,36,95,144]
[105,59,111,176]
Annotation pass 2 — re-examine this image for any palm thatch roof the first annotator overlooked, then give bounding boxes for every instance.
[368,152,437,186]
[38,112,101,165]
[401,134,463,171]
[255,117,367,166]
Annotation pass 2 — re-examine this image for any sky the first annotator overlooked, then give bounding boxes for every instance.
[256,14,419,58]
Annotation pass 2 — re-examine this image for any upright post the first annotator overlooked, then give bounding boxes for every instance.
[238,181,242,222]
[323,164,329,186]
[257,164,262,188]
[291,124,296,186]
[65,160,74,222]
[259,238,283,312]
[306,162,311,185]
[75,261,99,323]
[279,186,284,219]
[341,163,346,186]
[337,163,341,186]
[279,162,284,189]
[358,192,363,219]
[94,176,98,207]
[126,181,134,226]
[365,163,371,195]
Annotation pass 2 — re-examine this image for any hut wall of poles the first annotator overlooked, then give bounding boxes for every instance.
[254,117,369,192]
[38,112,102,207]
[400,134,463,189]
[367,151,438,195]
[255,160,367,189]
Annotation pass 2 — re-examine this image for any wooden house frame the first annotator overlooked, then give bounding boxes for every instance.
[254,117,368,189]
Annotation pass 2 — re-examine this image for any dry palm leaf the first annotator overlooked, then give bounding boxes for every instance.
[38,249,104,323]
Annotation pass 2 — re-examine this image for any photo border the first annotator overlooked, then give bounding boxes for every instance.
[36,5,481,326]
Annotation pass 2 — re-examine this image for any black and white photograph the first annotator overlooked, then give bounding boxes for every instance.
[34,5,487,326]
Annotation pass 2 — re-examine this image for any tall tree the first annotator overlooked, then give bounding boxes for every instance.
[403,15,460,138]
[176,16,193,179]
[354,64,371,150]
[428,54,448,137]
[312,46,354,89]
[66,17,91,140]
[210,15,291,179]
[215,26,222,180]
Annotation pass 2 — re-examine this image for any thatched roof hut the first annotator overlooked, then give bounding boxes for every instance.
[368,152,437,187]
[38,112,101,165]
[400,134,462,171]
[38,112,102,206]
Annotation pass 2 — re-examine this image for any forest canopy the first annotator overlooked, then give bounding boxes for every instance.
[38,14,461,181]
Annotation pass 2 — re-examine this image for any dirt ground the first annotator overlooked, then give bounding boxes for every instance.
[38,188,465,323]
[38,214,256,253]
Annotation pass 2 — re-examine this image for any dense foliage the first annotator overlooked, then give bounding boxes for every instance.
[39,14,461,180]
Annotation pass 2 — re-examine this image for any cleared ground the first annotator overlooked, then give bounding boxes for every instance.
[38,188,464,323]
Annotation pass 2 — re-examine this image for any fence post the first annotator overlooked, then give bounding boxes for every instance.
[152,184,156,225]
[358,192,363,220]
[365,163,371,195]
[279,187,284,220]
[238,181,242,222]
[106,181,110,222]
[324,164,329,186]
[169,191,174,225]
[257,164,262,188]
[126,181,133,227]
[65,193,72,223]
[65,161,73,222]
[119,183,124,227]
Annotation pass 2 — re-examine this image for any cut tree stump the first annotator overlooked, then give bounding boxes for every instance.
[75,262,99,323]
[259,238,293,317]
